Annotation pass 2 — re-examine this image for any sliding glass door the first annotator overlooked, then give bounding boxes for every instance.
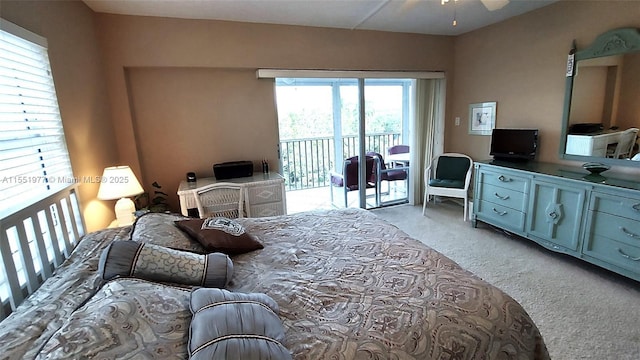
[275,78,412,210]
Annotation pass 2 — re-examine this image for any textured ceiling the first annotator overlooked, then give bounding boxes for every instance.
[83,0,557,36]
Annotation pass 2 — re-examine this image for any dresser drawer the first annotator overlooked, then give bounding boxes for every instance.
[249,202,285,217]
[590,211,640,248]
[584,234,640,273]
[477,169,528,193]
[476,200,525,232]
[479,183,527,211]
[590,192,640,221]
[246,183,283,205]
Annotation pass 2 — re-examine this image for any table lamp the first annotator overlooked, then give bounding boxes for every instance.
[97,166,144,226]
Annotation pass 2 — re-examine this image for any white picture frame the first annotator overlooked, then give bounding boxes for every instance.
[468,101,496,135]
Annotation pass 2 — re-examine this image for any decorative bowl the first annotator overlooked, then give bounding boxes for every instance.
[582,162,610,175]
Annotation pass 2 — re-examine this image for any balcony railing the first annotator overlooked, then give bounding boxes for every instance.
[280,133,402,191]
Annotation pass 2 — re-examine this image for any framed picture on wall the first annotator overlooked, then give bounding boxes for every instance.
[468,101,496,135]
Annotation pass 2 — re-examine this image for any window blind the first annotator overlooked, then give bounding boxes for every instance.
[0,19,74,219]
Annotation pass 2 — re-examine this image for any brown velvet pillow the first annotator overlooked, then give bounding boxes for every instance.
[175,218,263,255]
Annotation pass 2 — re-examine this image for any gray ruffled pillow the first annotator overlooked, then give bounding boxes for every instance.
[99,240,233,288]
[189,288,292,360]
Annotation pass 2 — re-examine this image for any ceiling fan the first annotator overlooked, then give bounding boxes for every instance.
[440,0,509,26]
[479,0,510,11]
[441,0,510,12]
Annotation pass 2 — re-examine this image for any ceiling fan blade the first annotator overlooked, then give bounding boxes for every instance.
[480,0,510,11]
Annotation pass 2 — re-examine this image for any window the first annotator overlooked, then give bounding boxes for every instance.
[0,19,74,219]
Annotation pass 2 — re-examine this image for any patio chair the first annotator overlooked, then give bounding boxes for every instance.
[388,144,409,155]
[194,183,244,219]
[367,152,409,206]
[422,153,473,221]
[329,155,377,208]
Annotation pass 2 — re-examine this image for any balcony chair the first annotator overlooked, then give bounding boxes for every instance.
[367,152,409,206]
[194,183,244,219]
[606,128,639,159]
[422,153,473,221]
[329,155,377,208]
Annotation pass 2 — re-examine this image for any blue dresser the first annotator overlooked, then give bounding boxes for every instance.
[473,160,640,282]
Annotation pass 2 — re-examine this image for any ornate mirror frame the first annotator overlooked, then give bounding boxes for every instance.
[559,27,640,168]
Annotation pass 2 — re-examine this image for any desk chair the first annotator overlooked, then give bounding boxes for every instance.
[422,153,473,221]
[194,183,244,219]
[606,128,639,159]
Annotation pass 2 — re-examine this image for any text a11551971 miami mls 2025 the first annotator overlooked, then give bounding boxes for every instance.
[1,175,131,185]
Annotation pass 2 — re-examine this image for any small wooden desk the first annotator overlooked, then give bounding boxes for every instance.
[177,173,287,217]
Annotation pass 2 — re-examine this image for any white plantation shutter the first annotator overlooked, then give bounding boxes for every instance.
[0,19,74,219]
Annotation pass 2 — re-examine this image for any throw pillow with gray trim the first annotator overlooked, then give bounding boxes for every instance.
[174,217,263,255]
[99,240,233,288]
[189,288,292,360]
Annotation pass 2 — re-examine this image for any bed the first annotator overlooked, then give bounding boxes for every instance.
[0,208,549,359]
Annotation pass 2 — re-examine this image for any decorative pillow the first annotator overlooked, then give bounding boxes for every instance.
[99,240,233,288]
[189,288,292,360]
[174,217,263,255]
[131,212,205,252]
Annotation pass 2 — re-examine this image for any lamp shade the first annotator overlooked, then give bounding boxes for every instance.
[97,166,144,200]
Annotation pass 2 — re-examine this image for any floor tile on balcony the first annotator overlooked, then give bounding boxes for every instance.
[285,187,333,214]
[285,184,408,214]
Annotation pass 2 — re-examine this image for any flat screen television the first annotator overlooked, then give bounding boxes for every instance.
[490,129,539,161]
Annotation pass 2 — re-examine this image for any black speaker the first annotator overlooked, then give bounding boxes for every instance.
[213,161,253,180]
[186,172,196,182]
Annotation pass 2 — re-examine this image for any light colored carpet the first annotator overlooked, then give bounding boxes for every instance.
[372,202,640,360]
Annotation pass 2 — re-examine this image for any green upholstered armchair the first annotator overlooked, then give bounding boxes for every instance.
[422,153,473,221]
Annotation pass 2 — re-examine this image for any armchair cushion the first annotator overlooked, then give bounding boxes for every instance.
[428,178,465,189]
[435,156,471,181]
[382,168,408,181]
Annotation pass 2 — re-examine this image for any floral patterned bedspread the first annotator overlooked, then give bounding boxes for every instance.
[0,209,549,360]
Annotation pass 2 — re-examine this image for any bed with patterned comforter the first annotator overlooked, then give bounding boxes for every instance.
[0,208,549,359]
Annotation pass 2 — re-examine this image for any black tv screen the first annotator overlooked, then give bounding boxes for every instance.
[490,129,539,161]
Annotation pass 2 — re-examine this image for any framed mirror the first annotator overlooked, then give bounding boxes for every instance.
[559,28,640,168]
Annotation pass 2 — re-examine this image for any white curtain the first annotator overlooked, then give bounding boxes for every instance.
[409,78,446,205]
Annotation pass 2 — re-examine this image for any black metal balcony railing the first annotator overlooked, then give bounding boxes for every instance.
[280,133,402,191]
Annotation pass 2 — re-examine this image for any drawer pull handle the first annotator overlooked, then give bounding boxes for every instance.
[492,208,508,216]
[494,193,510,200]
[617,248,640,261]
[620,227,640,239]
[633,203,640,212]
[497,175,511,182]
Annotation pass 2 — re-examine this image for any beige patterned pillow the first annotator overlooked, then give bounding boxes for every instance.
[99,240,233,288]
[130,212,205,252]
